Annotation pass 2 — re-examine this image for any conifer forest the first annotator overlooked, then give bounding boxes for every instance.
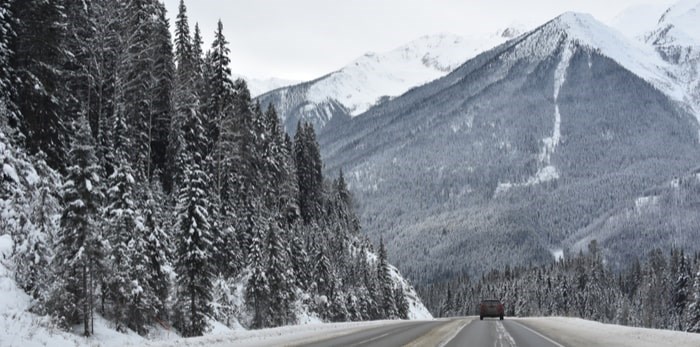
[2,0,700,345]
[0,0,410,337]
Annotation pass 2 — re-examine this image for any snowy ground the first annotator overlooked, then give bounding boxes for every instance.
[518,317,700,347]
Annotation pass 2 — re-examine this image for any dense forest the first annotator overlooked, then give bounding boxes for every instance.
[0,0,413,338]
[419,241,700,333]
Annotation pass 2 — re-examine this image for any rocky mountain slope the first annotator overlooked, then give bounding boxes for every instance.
[257,30,523,133]
[318,11,700,283]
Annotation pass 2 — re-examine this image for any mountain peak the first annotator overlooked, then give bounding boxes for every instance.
[653,0,700,46]
[509,11,684,103]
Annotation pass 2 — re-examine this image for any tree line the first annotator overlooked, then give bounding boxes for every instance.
[0,0,410,338]
[419,241,700,333]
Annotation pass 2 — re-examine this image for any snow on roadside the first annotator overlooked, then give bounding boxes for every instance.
[144,320,405,347]
[518,317,700,347]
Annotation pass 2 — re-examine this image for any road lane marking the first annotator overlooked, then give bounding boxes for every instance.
[436,318,474,347]
[351,330,395,346]
[509,320,566,347]
[495,321,517,347]
[403,319,469,347]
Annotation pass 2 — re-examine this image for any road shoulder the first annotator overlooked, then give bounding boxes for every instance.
[516,317,700,347]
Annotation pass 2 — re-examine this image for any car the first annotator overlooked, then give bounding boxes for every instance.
[479,299,504,320]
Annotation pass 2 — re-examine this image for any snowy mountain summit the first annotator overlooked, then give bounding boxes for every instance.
[258,29,524,133]
[515,12,685,103]
[644,0,700,115]
[649,0,700,47]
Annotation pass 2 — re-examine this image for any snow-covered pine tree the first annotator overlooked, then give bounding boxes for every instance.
[266,221,296,327]
[112,0,159,180]
[191,23,206,102]
[49,116,103,336]
[9,0,70,169]
[149,1,174,185]
[16,156,60,299]
[246,219,270,328]
[88,0,122,176]
[62,0,97,138]
[0,0,14,102]
[293,122,324,225]
[167,0,194,193]
[394,285,410,319]
[685,262,700,332]
[314,243,334,301]
[203,19,239,278]
[377,238,397,319]
[104,161,159,334]
[229,79,259,255]
[671,250,690,330]
[104,95,140,332]
[142,179,172,321]
[173,83,214,337]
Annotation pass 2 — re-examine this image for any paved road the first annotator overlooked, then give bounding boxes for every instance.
[445,318,564,347]
[293,317,564,347]
[298,320,448,347]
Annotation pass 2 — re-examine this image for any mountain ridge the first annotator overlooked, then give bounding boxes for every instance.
[257,29,524,133]
[317,10,700,283]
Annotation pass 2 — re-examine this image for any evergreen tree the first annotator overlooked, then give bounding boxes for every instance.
[266,221,296,327]
[49,116,103,336]
[293,122,324,224]
[10,0,70,169]
[377,238,396,318]
[671,250,690,330]
[172,77,214,337]
[142,181,172,320]
[168,0,193,192]
[112,0,159,179]
[686,263,700,332]
[203,19,239,277]
[150,2,174,184]
[246,221,269,328]
[104,156,139,332]
[0,0,14,102]
[395,285,410,319]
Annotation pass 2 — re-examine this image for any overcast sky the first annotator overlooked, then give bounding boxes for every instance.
[162,0,675,81]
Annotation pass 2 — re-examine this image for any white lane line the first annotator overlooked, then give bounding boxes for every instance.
[495,321,516,347]
[509,320,566,347]
[436,319,473,347]
[351,330,394,346]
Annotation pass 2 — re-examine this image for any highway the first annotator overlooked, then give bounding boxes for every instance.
[292,317,564,347]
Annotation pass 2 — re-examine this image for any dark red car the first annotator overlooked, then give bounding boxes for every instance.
[479,299,504,320]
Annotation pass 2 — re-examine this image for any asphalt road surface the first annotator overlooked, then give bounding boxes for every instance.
[444,318,564,347]
[295,317,564,347]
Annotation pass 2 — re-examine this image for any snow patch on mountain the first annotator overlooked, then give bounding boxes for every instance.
[307,31,521,117]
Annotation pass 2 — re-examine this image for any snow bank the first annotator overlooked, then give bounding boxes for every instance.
[518,317,700,347]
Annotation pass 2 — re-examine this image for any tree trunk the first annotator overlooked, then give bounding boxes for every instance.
[83,264,90,336]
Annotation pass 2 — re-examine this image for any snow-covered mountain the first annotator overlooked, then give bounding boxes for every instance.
[232,75,299,97]
[611,0,700,116]
[257,29,524,133]
[318,11,700,282]
[645,0,700,115]
[610,2,673,40]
